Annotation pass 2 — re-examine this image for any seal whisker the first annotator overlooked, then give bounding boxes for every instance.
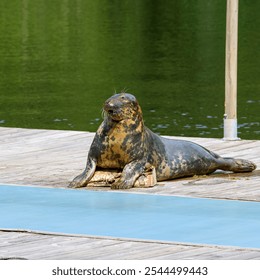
[121,87,128,94]
[101,108,107,120]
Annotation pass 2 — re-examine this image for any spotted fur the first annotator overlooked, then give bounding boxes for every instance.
[69,93,256,189]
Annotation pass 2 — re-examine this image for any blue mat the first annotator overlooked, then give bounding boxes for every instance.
[1,184,260,248]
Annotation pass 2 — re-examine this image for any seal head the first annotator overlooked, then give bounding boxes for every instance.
[104,93,141,122]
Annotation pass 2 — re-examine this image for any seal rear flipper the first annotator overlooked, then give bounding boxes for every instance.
[219,157,257,173]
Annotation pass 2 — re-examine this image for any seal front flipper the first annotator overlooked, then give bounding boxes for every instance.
[111,159,146,189]
[68,157,96,188]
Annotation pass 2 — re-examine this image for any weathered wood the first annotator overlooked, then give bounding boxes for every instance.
[224,0,239,140]
[0,127,259,200]
[0,230,260,260]
[88,167,157,188]
[0,127,259,260]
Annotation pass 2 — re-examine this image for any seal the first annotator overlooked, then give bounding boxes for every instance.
[69,93,257,189]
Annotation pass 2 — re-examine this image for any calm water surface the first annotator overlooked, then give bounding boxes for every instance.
[0,0,259,139]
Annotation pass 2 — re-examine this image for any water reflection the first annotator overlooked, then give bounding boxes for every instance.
[0,0,259,139]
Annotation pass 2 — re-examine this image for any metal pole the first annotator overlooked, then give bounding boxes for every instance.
[223,0,240,140]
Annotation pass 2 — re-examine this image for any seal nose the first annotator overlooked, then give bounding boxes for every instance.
[104,101,115,114]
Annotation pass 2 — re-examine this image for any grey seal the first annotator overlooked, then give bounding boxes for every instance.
[69,93,256,189]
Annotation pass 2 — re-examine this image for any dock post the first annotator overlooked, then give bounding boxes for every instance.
[223,0,240,140]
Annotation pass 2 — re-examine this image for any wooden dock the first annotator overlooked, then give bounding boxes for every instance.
[0,127,260,260]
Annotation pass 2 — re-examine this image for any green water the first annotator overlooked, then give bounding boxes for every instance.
[0,0,259,139]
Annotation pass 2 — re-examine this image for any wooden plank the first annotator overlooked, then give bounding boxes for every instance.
[1,231,260,260]
[0,127,260,260]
